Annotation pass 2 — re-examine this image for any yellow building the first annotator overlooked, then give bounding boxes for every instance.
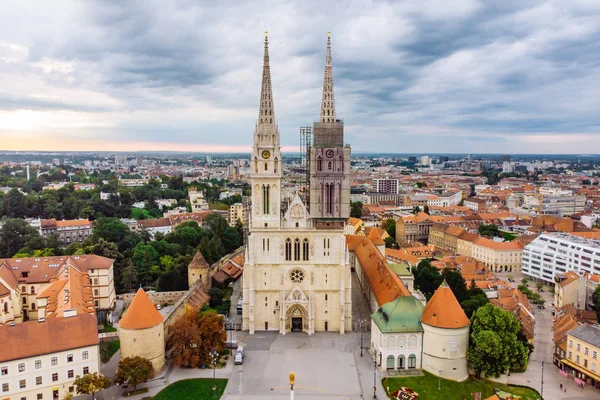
[560,324,600,386]
[228,203,245,226]
[456,231,479,257]
[471,237,523,273]
[554,272,581,309]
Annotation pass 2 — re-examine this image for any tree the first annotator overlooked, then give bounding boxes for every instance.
[209,287,224,308]
[114,356,154,391]
[521,278,529,287]
[166,310,227,368]
[441,268,468,303]
[3,189,28,218]
[384,236,399,249]
[383,219,396,239]
[73,373,111,399]
[536,282,543,292]
[350,202,362,218]
[461,293,489,318]
[0,218,41,258]
[478,224,499,238]
[467,304,529,378]
[412,206,420,214]
[593,286,600,322]
[411,259,442,299]
[423,205,429,215]
[222,226,241,253]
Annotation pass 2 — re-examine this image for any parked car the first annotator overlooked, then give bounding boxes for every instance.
[226,339,238,349]
[235,351,243,365]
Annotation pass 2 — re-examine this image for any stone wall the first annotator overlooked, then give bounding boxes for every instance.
[121,290,188,307]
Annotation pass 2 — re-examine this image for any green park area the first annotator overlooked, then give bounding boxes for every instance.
[384,372,540,400]
[153,378,228,400]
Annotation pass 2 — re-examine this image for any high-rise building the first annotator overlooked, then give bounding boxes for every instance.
[373,178,399,194]
[242,32,352,335]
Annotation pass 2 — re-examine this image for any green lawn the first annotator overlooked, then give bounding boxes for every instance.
[502,231,517,241]
[383,371,540,400]
[154,378,228,400]
[100,323,118,333]
[100,340,120,363]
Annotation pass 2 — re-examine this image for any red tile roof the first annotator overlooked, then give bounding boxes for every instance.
[0,313,99,363]
[421,280,469,329]
[119,288,164,330]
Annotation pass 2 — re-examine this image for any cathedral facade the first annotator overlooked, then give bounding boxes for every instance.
[242,33,352,335]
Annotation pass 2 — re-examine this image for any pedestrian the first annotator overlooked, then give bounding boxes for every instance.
[560,383,563,389]
[565,387,567,393]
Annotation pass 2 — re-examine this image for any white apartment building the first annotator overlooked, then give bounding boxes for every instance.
[502,162,514,173]
[0,313,99,400]
[188,188,209,212]
[426,191,463,208]
[522,233,600,284]
[523,194,586,217]
[373,179,399,194]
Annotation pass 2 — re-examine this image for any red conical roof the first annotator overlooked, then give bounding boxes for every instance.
[119,288,164,330]
[421,280,469,329]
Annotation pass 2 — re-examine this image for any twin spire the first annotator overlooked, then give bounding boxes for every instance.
[257,31,337,127]
[320,32,336,124]
[258,31,275,126]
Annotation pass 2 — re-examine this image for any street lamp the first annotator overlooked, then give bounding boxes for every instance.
[289,371,295,400]
[211,349,218,398]
[360,319,365,357]
[541,361,544,398]
[373,350,377,399]
[438,370,442,390]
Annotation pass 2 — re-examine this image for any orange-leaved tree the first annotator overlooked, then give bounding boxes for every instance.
[166,309,226,368]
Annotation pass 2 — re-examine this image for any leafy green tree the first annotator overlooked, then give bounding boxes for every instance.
[384,236,399,249]
[93,217,139,252]
[461,294,489,318]
[411,259,442,299]
[114,356,154,391]
[478,224,499,238]
[467,304,529,378]
[209,287,224,308]
[412,206,420,214]
[3,189,28,218]
[350,202,362,218]
[0,218,40,258]
[222,226,241,253]
[73,373,111,399]
[205,213,228,238]
[383,219,396,238]
[441,268,468,303]
[423,205,430,214]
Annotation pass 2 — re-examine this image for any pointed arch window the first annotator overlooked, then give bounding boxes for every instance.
[317,157,322,172]
[264,162,268,171]
[254,157,258,173]
[303,238,309,261]
[285,238,292,261]
[294,238,301,261]
[263,185,270,214]
[274,157,278,173]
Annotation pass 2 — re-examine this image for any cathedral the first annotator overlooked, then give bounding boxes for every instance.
[242,32,352,335]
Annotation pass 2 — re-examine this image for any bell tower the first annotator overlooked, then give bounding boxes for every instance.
[250,31,282,229]
[309,32,351,228]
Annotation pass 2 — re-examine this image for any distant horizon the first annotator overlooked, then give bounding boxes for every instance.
[1,148,599,158]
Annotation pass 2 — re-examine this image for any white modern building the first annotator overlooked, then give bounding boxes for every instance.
[522,233,600,284]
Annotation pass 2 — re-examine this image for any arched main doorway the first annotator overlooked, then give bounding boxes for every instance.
[286,304,308,333]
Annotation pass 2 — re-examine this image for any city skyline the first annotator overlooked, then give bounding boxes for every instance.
[1,1,600,153]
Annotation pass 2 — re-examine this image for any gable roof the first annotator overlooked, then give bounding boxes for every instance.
[421,280,469,329]
[119,288,164,330]
[0,313,98,363]
[367,227,385,245]
[347,235,411,305]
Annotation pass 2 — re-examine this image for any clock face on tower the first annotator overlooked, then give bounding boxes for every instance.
[262,150,271,159]
[326,149,334,158]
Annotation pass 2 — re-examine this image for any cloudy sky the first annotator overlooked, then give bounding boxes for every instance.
[1,0,600,154]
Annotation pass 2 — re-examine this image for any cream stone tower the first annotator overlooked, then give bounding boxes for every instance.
[119,288,165,373]
[242,33,352,335]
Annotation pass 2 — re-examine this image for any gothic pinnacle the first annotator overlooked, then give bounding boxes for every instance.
[320,32,336,124]
[258,31,275,126]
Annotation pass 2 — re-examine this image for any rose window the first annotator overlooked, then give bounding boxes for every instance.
[289,269,305,283]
